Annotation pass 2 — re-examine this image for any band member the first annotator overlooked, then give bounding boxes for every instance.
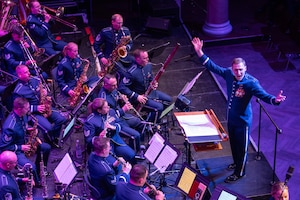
[270,182,289,200]
[119,49,172,123]
[116,164,165,200]
[83,98,136,164]
[56,42,99,99]
[3,25,47,78]
[13,65,67,147]
[98,73,144,156]
[88,136,132,200]
[26,0,67,56]
[0,97,51,186]
[191,37,286,183]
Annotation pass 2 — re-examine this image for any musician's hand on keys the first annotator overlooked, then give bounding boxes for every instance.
[68,89,75,97]
[122,162,132,174]
[137,95,147,104]
[21,144,31,152]
[37,105,46,113]
[151,81,158,90]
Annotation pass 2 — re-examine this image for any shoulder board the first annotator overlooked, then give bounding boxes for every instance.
[122,26,129,31]
[4,40,12,48]
[102,27,112,32]
[127,64,137,73]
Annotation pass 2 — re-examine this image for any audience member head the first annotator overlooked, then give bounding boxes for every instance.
[13,97,30,117]
[231,57,247,81]
[93,136,111,156]
[16,65,30,82]
[0,151,18,171]
[271,182,289,200]
[87,98,109,115]
[133,49,149,67]
[28,0,41,15]
[111,14,123,31]
[63,42,78,58]
[129,164,148,186]
[103,74,118,91]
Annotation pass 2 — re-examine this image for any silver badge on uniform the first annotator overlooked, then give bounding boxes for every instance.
[122,77,129,84]
[4,134,12,142]
[84,130,90,137]
[5,193,12,200]
[95,34,101,41]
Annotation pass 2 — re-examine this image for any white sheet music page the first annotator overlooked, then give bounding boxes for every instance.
[176,114,219,137]
[154,144,178,172]
[144,133,165,163]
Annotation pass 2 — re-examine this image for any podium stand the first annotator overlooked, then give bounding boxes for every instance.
[174,109,228,164]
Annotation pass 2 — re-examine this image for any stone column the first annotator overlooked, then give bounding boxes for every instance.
[202,0,232,36]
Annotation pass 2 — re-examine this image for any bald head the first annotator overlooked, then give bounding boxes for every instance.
[0,151,18,171]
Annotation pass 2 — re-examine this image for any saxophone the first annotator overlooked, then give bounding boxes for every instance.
[39,82,52,118]
[25,114,42,157]
[68,58,90,107]
[23,163,33,200]
[40,152,48,199]
[99,36,131,77]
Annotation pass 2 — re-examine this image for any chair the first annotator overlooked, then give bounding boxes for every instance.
[84,169,101,200]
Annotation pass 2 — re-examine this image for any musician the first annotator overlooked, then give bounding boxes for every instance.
[88,136,132,200]
[0,150,23,200]
[119,49,172,123]
[56,42,99,99]
[84,98,136,164]
[3,25,47,78]
[0,97,51,186]
[13,65,67,147]
[270,182,289,200]
[94,13,133,80]
[98,73,144,156]
[26,0,67,56]
[115,164,165,200]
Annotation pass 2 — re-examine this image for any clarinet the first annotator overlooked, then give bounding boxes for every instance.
[116,91,144,120]
[23,163,33,200]
[40,152,48,199]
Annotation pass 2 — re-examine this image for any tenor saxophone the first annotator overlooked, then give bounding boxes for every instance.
[25,114,42,157]
[68,58,90,107]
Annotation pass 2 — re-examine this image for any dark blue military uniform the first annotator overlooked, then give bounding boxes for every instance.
[0,168,23,200]
[13,76,67,141]
[3,38,35,76]
[119,62,172,122]
[116,182,152,200]
[26,13,67,56]
[98,87,142,151]
[84,108,135,163]
[88,152,129,200]
[199,54,279,177]
[0,111,51,183]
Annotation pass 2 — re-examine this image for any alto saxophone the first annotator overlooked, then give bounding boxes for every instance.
[25,114,42,157]
[68,58,90,107]
[39,82,52,118]
[40,152,48,199]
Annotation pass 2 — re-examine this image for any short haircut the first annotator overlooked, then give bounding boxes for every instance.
[13,97,28,109]
[93,136,110,154]
[112,14,122,21]
[27,0,38,8]
[232,57,246,66]
[130,164,147,182]
[133,49,146,59]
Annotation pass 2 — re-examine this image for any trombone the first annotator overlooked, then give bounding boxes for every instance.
[40,6,78,31]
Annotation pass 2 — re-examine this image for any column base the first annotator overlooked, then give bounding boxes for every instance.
[202,20,232,37]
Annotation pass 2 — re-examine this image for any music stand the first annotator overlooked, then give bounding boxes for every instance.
[174,163,211,200]
[54,153,78,197]
[210,184,248,200]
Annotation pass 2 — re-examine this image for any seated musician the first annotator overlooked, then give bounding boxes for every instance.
[13,65,67,147]
[83,98,136,164]
[119,49,172,123]
[88,136,132,200]
[3,25,47,78]
[56,42,99,107]
[0,97,51,187]
[26,0,67,56]
[98,73,144,158]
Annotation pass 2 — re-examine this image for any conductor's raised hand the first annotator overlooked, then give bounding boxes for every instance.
[191,37,204,57]
[275,90,286,103]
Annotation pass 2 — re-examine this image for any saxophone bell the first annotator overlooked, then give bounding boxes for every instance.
[117,46,127,58]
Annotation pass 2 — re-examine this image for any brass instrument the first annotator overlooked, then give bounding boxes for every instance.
[99,36,131,77]
[23,163,34,200]
[116,91,144,120]
[0,0,16,31]
[40,152,48,199]
[40,6,78,31]
[39,82,52,118]
[25,114,42,157]
[18,23,45,57]
[68,58,90,107]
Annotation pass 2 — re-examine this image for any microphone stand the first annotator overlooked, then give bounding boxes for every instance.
[256,98,282,184]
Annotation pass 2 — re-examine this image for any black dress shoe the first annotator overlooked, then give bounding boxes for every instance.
[224,174,244,183]
[51,138,61,148]
[227,163,236,171]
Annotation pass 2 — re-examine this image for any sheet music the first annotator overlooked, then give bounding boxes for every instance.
[218,191,237,200]
[177,167,196,194]
[54,153,77,186]
[144,133,165,163]
[154,144,178,172]
[176,114,219,137]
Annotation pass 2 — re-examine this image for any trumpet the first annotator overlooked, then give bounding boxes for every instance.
[40,6,78,31]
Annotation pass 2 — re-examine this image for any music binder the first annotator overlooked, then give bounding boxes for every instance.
[144,133,180,173]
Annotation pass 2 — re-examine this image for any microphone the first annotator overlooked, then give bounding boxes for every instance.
[284,165,294,184]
